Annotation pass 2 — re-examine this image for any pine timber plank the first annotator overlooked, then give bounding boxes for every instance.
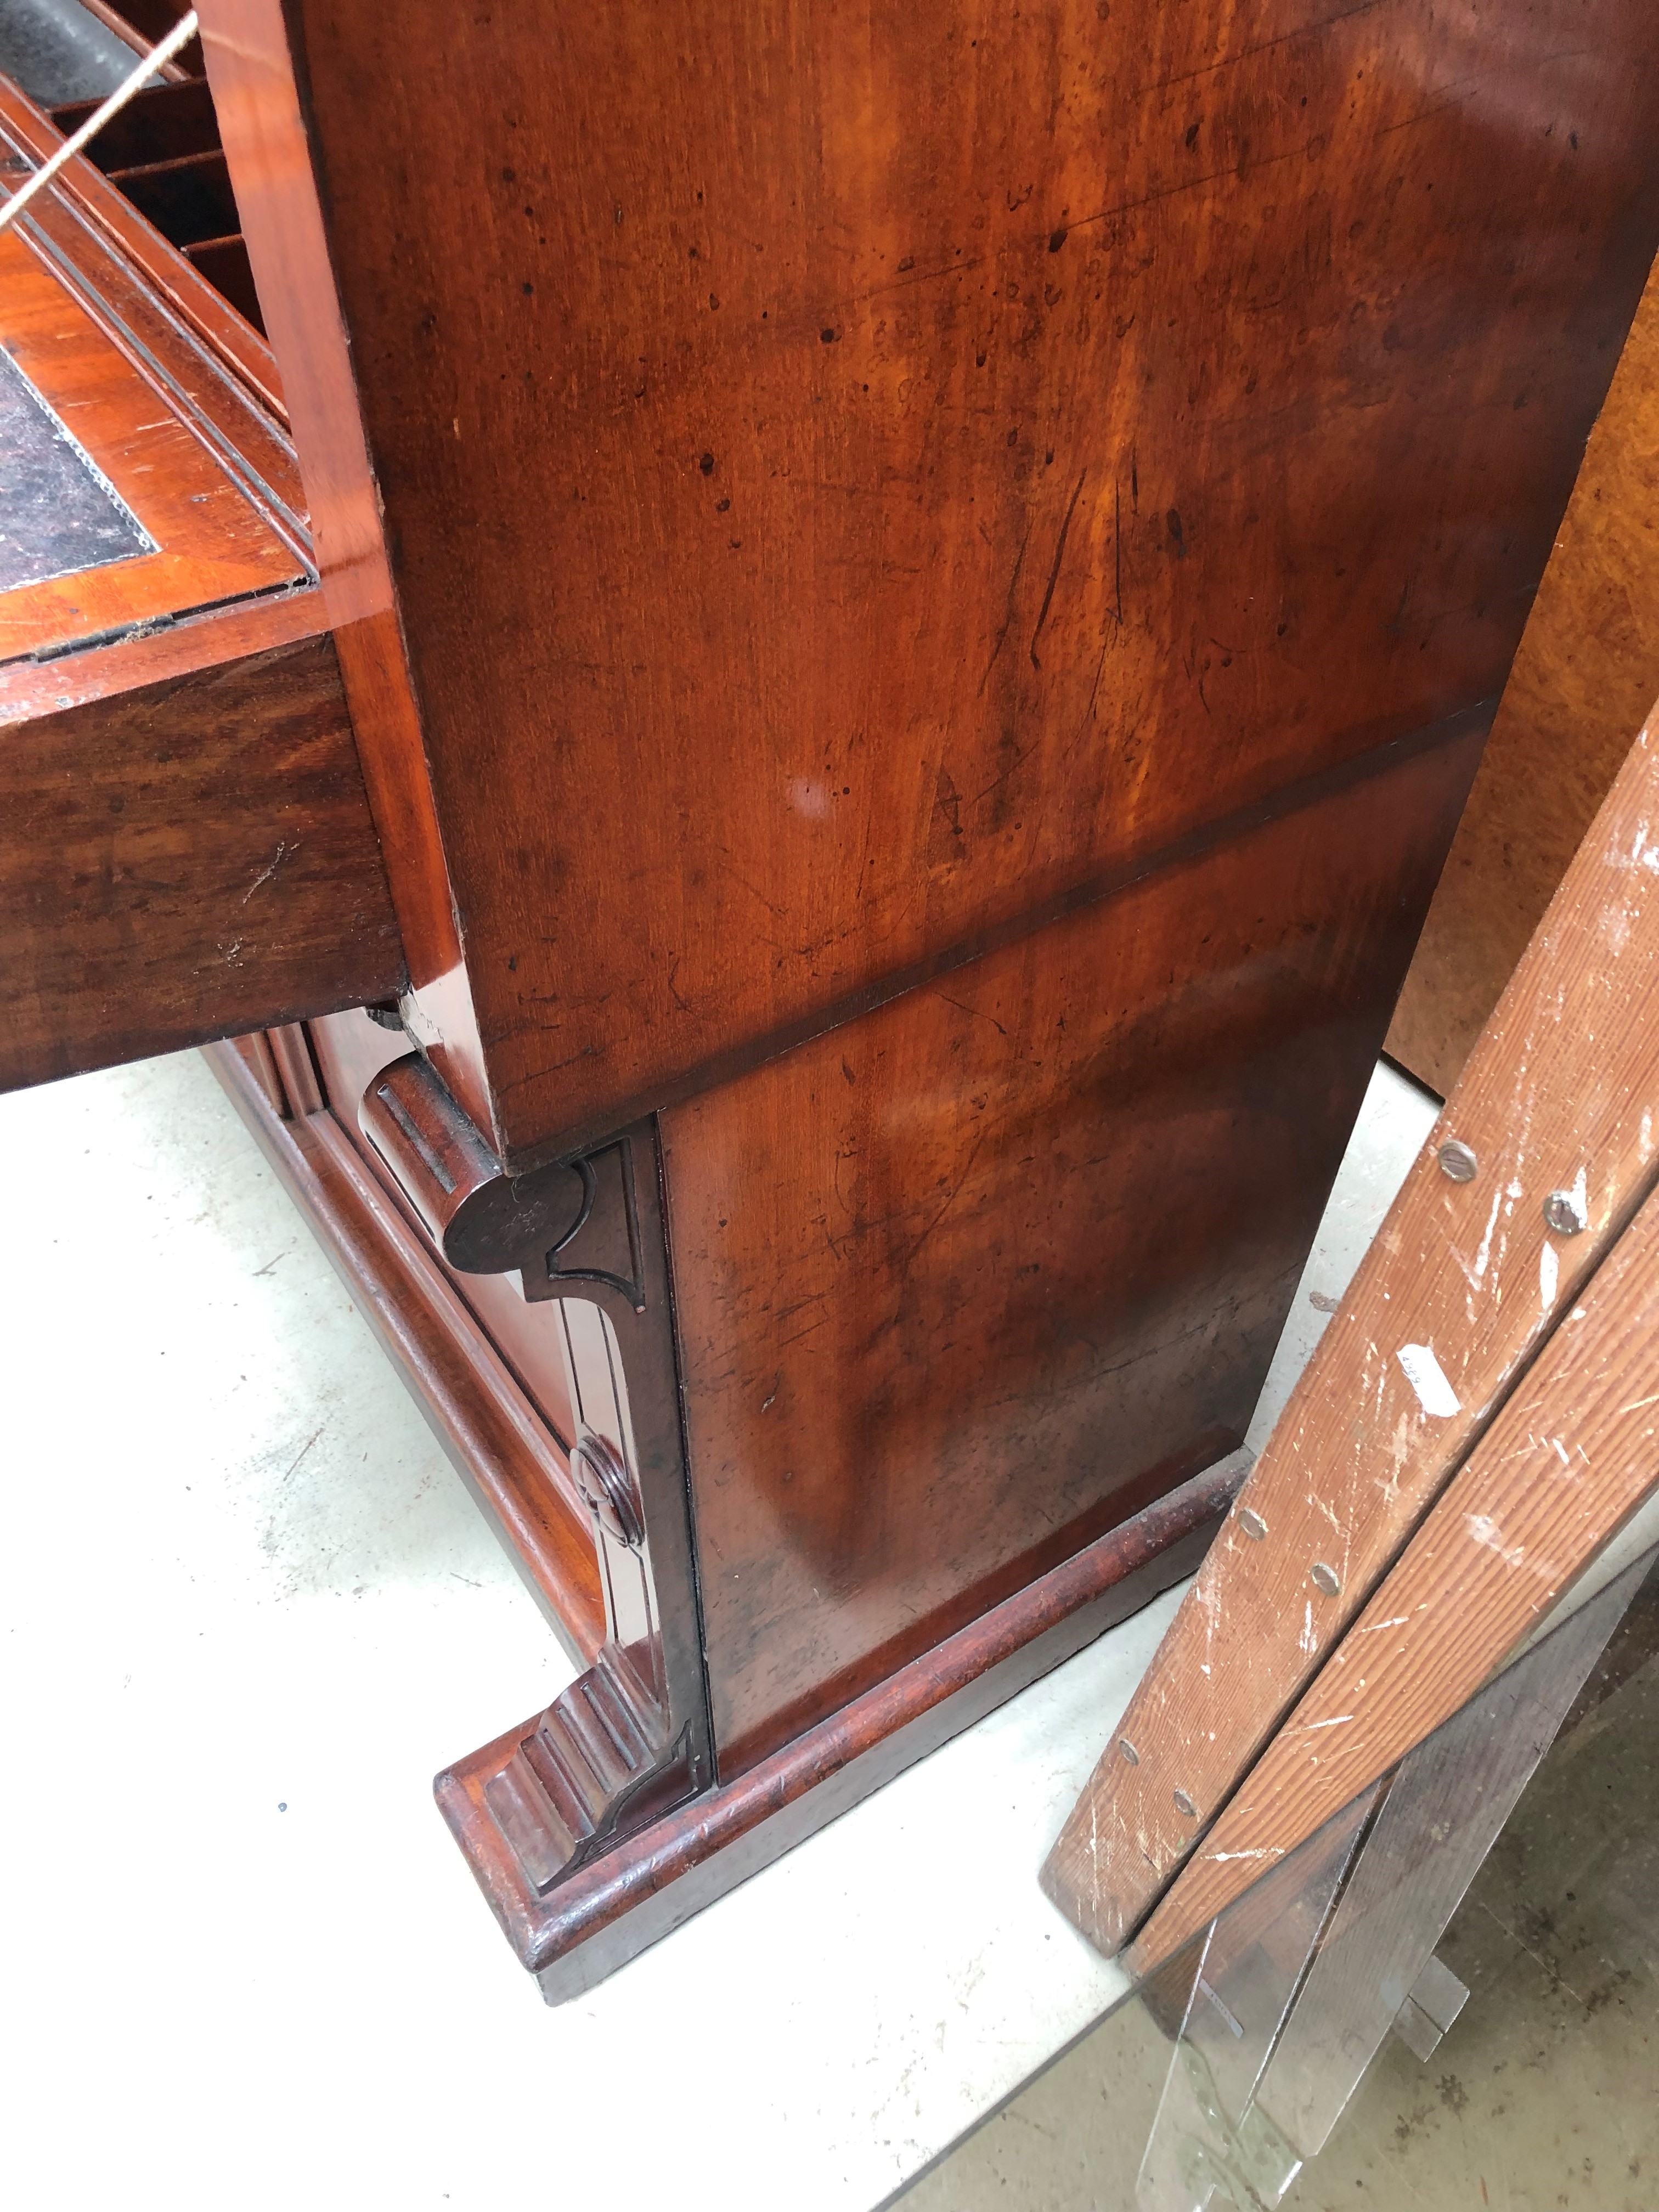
[1042,701,1659,1955]
[1387,258,1659,1097]
[1123,1188,1659,1967]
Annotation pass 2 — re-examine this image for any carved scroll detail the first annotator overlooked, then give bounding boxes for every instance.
[358,1053,712,1897]
[483,1651,702,1893]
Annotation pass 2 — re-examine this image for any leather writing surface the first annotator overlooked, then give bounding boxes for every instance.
[0,346,154,591]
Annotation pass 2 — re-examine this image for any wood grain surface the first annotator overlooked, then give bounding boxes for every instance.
[1043,700,1659,1956]
[205,0,1659,1170]
[667,726,1479,1773]
[2,636,403,1088]
[1126,1189,1659,1966]
[1388,259,1659,1096]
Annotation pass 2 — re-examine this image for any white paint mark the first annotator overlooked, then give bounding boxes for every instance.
[1209,1849,1282,1864]
[1551,1438,1570,1468]
[1465,1511,1526,1568]
[1295,1714,1355,1732]
[241,840,288,903]
[1620,1392,1659,1415]
[1539,1239,1559,1312]
[1397,1342,1462,1418]
[1471,1183,1504,1284]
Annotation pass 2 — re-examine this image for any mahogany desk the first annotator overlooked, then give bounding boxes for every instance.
[3,1,1657,1996]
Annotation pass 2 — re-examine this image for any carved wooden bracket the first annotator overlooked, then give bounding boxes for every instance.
[359,1052,713,1897]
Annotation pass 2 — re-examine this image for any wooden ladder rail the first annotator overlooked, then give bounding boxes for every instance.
[1043,697,1659,1958]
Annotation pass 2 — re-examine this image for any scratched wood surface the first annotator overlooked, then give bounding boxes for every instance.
[0,636,403,1090]
[205,0,1659,1169]
[1124,1188,1659,1968]
[1042,701,1659,1957]
[1388,257,1659,1097]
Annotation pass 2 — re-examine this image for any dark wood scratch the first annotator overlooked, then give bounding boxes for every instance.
[979,520,1033,696]
[1030,469,1088,671]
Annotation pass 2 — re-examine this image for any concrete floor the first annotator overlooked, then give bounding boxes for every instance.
[1,1050,1436,2211]
[898,1602,1659,2212]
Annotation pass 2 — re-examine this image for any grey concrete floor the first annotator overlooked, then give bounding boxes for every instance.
[0,1047,1463,2209]
[897,1589,1659,2212]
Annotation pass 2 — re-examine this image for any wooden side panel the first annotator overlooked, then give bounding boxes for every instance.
[667,730,1481,1773]
[1387,258,1659,1096]
[212,0,1658,1170]
[1,636,404,1090]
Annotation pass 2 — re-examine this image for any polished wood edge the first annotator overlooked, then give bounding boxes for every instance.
[203,1036,606,1660]
[196,1,496,1137]
[267,1020,324,1116]
[13,205,308,554]
[0,82,306,557]
[436,1448,1249,1995]
[0,75,287,419]
[493,701,1496,1176]
[0,585,325,721]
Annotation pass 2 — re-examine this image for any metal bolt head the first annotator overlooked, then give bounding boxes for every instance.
[1543,1189,1588,1237]
[1238,1506,1267,1541]
[1173,1788,1198,1819]
[1118,1737,1140,1766]
[1310,1561,1341,1596]
[1437,1138,1478,1183]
